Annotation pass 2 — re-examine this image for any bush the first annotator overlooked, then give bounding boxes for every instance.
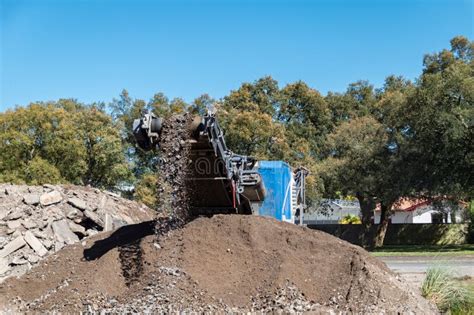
[421,267,473,313]
[339,214,361,224]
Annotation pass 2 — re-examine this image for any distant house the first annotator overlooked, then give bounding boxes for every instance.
[374,199,466,224]
[304,198,467,225]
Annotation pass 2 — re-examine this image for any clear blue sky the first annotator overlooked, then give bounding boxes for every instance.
[0,0,472,111]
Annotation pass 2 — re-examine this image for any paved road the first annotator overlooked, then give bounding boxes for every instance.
[379,255,474,287]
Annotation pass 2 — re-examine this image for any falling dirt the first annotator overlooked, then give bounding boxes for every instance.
[0,215,437,313]
[155,113,193,222]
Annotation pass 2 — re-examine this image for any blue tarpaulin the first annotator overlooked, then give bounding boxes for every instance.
[257,161,292,221]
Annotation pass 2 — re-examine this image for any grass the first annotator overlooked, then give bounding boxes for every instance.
[421,267,474,314]
[371,244,474,257]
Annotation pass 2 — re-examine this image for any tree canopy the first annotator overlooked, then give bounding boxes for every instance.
[0,100,131,188]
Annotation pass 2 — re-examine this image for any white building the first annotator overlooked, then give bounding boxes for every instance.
[305,198,467,224]
[374,199,465,224]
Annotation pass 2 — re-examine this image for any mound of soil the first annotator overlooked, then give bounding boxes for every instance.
[0,215,437,313]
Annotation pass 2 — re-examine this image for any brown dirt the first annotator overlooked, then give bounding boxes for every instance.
[0,215,437,313]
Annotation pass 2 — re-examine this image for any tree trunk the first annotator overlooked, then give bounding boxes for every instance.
[374,202,392,248]
[450,210,457,224]
[356,193,375,248]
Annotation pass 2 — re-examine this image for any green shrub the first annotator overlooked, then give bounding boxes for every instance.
[422,267,473,313]
[339,214,361,224]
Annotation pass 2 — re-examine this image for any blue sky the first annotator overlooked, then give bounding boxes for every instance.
[0,0,472,111]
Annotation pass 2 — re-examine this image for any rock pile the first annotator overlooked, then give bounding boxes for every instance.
[0,184,154,281]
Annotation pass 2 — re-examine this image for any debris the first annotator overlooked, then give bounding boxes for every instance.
[0,236,26,259]
[27,254,40,264]
[52,220,79,245]
[40,191,63,206]
[104,214,113,232]
[7,221,22,230]
[23,194,40,205]
[68,222,86,235]
[68,197,87,211]
[84,210,103,228]
[11,257,28,265]
[22,220,37,229]
[0,259,9,275]
[5,211,23,221]
[24,231,48,257]
[42,240,53,250]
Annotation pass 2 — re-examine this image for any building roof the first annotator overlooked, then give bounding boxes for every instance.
[375,198,431,212]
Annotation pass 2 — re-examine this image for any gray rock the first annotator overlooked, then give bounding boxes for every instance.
[68,197,87,211]
[42,239,53,250]
[84,210,103,227]
[5,210,23,220]
[11,256,28,265]
[54,241,65,252]
[52,220,79,245]
[68,222,86,235]
[42,184,56,191]
[113,218,127,229]
[98,195,107,210]
[87,229,99,237]
[33,229,48,239]
[0,236,26,258]
[66,209,79,219]
[105,191,120,198]
[40,190,63,206]
[0,258,9,275]
[27,254,40,264]
[7,220,22,230]
[104,213,113,231]
[22,220,37,229]
[4,186,19,195]
[23,194,40,205]
[24,231,48,257]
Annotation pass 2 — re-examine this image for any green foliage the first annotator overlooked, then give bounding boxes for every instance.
[0,100,131,188]
[133,172,158,209]
[339,214,361,224]
[404,36,474,199]
[422,267,473,313]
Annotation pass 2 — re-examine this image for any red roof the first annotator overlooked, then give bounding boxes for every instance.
[375,198,431,212]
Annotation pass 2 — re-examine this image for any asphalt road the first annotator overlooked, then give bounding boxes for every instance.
[379,255,474,287]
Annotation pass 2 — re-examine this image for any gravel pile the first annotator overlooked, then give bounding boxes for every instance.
[0,184,154,282]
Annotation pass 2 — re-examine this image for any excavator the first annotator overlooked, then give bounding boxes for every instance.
[133,111,308,222]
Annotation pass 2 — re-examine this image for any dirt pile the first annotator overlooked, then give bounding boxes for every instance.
[0,215,437,313]
[0,184,154,282]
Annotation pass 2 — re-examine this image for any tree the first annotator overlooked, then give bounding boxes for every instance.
[191,94,215,115]
[0,100,131,189]
[403,36,473,200]
[319,76,416,247]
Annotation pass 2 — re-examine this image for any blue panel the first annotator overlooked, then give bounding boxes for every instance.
[257,161,292,221]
